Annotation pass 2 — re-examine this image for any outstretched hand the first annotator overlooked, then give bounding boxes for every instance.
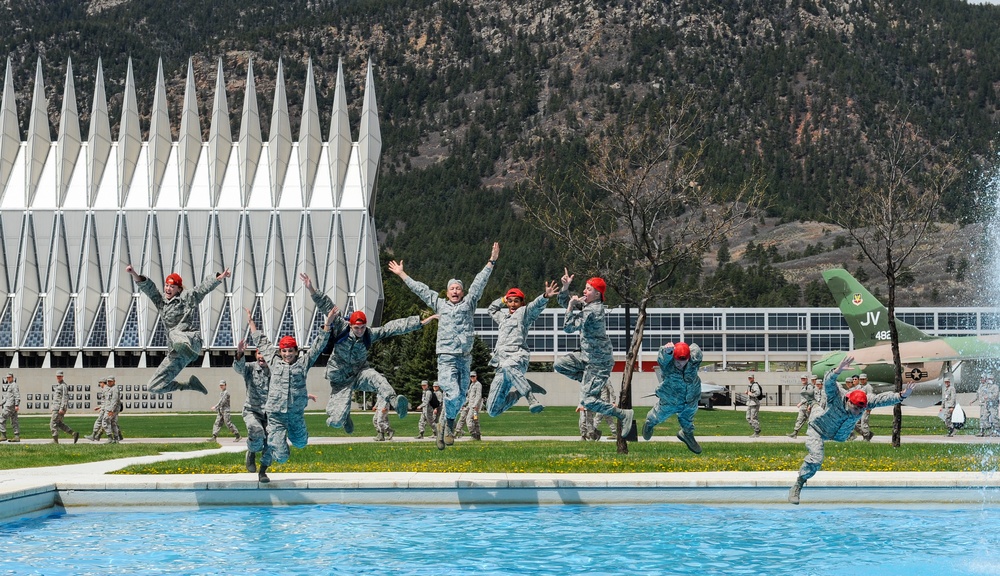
[543,280,558,298]
[561,267,573,288]
[388,260,406,277]
[125,264,141,281]
[836,355,854,373]
[901,381,918,398]
[237,339,246,355]
[244,307,257,331]
[217,268,232,279]
[422,313,440,326]
[490,242,500,262]
[299,272,315,294]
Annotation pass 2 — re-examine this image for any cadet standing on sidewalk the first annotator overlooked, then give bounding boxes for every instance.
[0,372,20,442]
[102,376,122,443]
[788,374,816,438]
[941,376,957,437]
[456,371,483,440]
[49,371,79,443]
[235,338,271,473]
[415,381,433,439]
[745,374,763,437]
[210,380,241,442]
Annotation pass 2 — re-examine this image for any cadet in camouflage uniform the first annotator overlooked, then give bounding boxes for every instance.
[102,376,122,443]
[415,381,434,438]
[941,376,957,437]
[210,380,241,442]
[234,338,271,473]
[0,372,20,442]
[851,373,875,441]
[372,396,394,441]
[641,342,703,453]
[126,264,231,395]
[978,376,1000,436]
[86,379,108,441]
[303,273,434,434]
[389,242,499,450]
[484,283,558,416]
[455,371,483,440]
[593,382,618,439]
[788,374,817,438]
[555,270,635,439]
[745,374,763,437]
[49,371,79,443]
[788,355,915,504]
[249,306,335,482]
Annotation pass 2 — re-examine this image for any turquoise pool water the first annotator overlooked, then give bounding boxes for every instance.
[2,503,999,575]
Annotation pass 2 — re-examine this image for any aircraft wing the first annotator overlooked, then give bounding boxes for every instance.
[850,336,1000,366]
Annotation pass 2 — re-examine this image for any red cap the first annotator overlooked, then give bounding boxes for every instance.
[847,389,868,408]
[278,336,298,350]
[505,288,525,300]
[349,311,367,325]
[673,342,691,360]
[587,277,606,300]
[165,273,183,288]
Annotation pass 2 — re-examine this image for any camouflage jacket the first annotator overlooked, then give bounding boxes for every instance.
[403,264,493,355]
[654,343,703,406]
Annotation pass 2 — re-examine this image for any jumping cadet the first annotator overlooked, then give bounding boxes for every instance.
[484,282,558,417]
[126,265,231,394]
[302,273,436,434]
[389,242,500,450]
[234,338,270,473]
[555,269,635,440]
[788,355,915,504]
[642,342,703,453]
[248,305,335,482]
[49,371,79,444]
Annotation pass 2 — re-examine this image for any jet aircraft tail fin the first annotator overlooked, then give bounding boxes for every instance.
[822,268,931,348]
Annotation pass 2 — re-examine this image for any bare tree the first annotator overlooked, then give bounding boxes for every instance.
[519,99,765,453]
[832,107,961,447]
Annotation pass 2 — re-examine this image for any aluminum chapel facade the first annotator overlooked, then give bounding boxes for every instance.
[0,56,384,370]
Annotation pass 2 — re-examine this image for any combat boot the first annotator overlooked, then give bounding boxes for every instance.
[620,409,636,441]
[526,392,545,414]
[234,433,241,442]
[589,429,602,441]
[676,429,702,454]
[415,432,424,439]
[208,435,217,443]
[375,433,385,441]
[444,418,457,446]
[436,416,447,450]
[787,432,798,438]
[788,478,805,505]
[344,415,354,434]
[394,395,409,419]
[245,450,257,473]
[52,435,59,444]
[471,432,481,441]
[10,435,19,443]
[0,435,7,442]
[186,375,208,394]
[387,429,395,440]
[72,432,80,444]
[258,464,270,483]
[642,419,655,441]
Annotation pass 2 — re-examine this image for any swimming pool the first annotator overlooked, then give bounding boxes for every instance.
[3,503,999,575]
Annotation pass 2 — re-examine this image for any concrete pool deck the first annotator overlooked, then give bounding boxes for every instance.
[3,435,1000,520]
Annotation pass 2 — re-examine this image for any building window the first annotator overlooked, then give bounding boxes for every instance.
[939,312,976,331]
[689,334,722,352]
[149,316,169,348]
[557,334,580,352]
[642,333,681,351]
[0,300,12,347]
[685,313,721,331]
[769,312,806,331]
[22,300,45,348]
[646,313,680,331]
[897,312,934,330]
[211,299,235,348]
[55,300,77,347]
[810,313,848,330]
[526,334,554,352]
[727,313,764,331]
[277,298,296,339]
[726,334,765,352]
[116,298,140,348]
[769,334,807,352]
[811,334,851,352]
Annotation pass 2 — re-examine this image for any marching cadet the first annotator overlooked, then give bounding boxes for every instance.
[102,376,122,443]
[209,380,241,442]
[126,264,230,395]
[555,269,635,440]
[415,381,434,439]
[455,371,483,440]
[235,338,271,473]
[0,372,20,442]
[248,305,335,482]
[788,374,817,439]
[642,342,703,453]
[483,283,558,416]
[49,371,79,444]
[85,378,108,441]
[941,376,957,437]
[789,356,915,504]
[389,242,499,450]
[745,374,763,437]
[303,273,435,434]
[372,396,394,441]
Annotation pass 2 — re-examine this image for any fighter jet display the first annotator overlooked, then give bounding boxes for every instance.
[810,268,1000,406]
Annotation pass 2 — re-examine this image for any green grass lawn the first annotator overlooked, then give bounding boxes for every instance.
[7,407,954,439]
[0,442,214,470]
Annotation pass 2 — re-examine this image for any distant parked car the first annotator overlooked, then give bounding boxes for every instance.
[699,383,731,409]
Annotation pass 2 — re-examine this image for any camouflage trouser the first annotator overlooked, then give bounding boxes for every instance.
[943,408,955,431]
[242,407,268,454]
[982,405,999,435]
[645,398,698,436]
[595,383,617,435]
[746,404,761,434]
[797,425,828,482]
[854,410,872,439]
[265,411,308,466]
[373,410,392,437]
[578,408,595,438]
[103,413,120,441]
[91,410,107,438]
[325,370,398,428]
[555,352,621,420]
[418,408,435,434]
[485,355,533,417]
[49,411,75,436]
[148,346,200,394]
[792,405,811,434]
[436,353,472,421]
[212,409,239,437]
[0,406,19,436]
